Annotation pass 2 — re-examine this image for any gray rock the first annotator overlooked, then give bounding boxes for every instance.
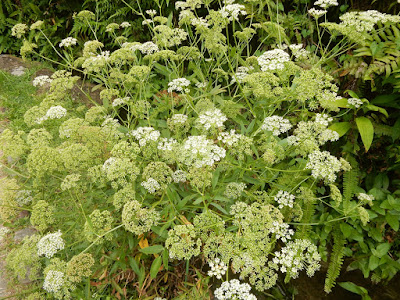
[0,261,9,298]
[10,66,26,76]
[13,227,37,243]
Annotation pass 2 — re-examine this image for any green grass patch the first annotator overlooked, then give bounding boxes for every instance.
[0,70,41,131]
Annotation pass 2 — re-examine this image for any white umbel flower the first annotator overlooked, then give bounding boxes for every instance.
[36,106,67,124]
[308,8,327,19]
[270,221,295,243]
[59,37,78,48]
[314,0,339,9]
[32,75,52,87]
[169,114,188,124]
[347,98,363,108]
[37,230,65,258]
[207,257,228,279]
[305,150,344,183]
[43,270,65,293]
[274,190,295,209]
[172,170,187,183]
[140,41,159,54]
[181,135,226,168]
[146,9,157,16]
[273,239,321,278]
[141,178,161,194]
[120,22,131,28]
[197,109,227,131]
[130,127,161,147]
[357,193,374,204]
[112,97,130,107]
[220,4,247,21]
[261,116,292,136]
[214,279,257,300]
[257,49,290,71]
[167,78,191,93]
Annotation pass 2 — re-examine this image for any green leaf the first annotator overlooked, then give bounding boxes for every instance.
[356,117,374,151]
[139,245,164,255]
[369,255,380,270]
[212,169,220,189]
[340,223,353,238]
[386,214,399,231]
[329,122,351,137]
[338,282,371,300]
[374,243,391,258]
[150,256,162,279]
[162,249,169,271]
[365,104,388,117]
[128,257,140,276]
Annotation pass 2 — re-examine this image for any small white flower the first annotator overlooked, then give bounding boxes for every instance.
[59,37,78,48]
[219,4,247,21]
[130,127,161,147]
[214,279,257,300]
[157,137,177,151]
[37,230,65,258]
[32,75,52,87]
[120,22,131,28]
[207,257,228,279]
[146,9,157,17]
[357,193,374,204]
[43,270,65,293]
[306,150,345,183]
[169,114,188,125]
[308,8,327,19]
[197,109,227,131]
[46,106,67,119]
[347,98,363,108]
[195,81,208,88]
[167,78,191,93]
[141,178,161,194]
[314,0,339,9]
[231,66,253,84]
[261,116,292,136]
[140,41,159,55]
[112,97,130,107]
[274,190,295,209]
[181,135,226,168]
[172,170,187,183]
[142,19,154,25]
[0,227,10,243]
[258,49,290,71]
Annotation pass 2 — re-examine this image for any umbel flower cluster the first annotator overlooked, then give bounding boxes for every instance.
[2,0,382,298]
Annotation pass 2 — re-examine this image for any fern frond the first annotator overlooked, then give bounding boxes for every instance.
[297,187,316,239]
[324,228,346,293]
[374,124,396,138]
[342,157,359,215]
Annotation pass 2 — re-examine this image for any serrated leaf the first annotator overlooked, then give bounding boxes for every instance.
[340,223,353,238]
[386,214,399,231]
[356,117,374,151]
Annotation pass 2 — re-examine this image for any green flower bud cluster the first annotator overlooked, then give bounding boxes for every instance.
[31,200,56,231]
[122,200,160,235]
[84,209,114,244]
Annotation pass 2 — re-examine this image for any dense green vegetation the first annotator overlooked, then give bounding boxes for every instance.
[1,0,400,299]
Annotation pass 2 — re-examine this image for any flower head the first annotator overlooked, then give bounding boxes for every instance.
[37,230,65,258]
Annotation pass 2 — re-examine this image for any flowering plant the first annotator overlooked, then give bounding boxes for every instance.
[2,0,400,299]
